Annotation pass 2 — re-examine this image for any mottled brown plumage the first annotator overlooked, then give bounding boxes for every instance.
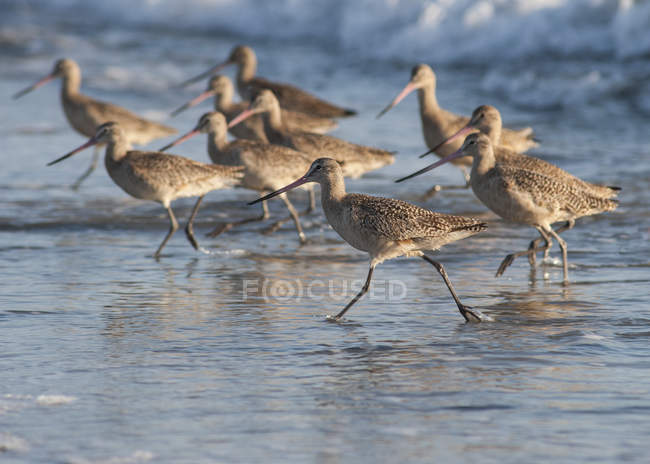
[172,75,338,140]
[161,112,314,242]
[14,58,176,144]
[229,90,394,179]
[14,58,177,188]
[340,194,487,252]
[424,104,620,263]
[378,64,537,166]
[443,105,620,199]
[249,158,489,323]
[48,122,242,258]
[399,133,618,284]
[181,45,356,118]
[477,163,618,224]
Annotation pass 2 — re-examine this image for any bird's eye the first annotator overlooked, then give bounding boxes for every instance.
[315,165,321,170]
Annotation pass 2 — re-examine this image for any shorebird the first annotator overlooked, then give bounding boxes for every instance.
[250,158,488,322]
[423,105,620,198]
[171,75,338,138]
[180,45,357,118]
[229,90,394,178]
[160,111,314,242]
[422,104,620,263]
[13,58,177,189]
[377,64,537,194]
[397,133,619,284]
[47,122,242,258]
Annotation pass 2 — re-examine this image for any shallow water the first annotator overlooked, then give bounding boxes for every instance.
[2,2,650,463]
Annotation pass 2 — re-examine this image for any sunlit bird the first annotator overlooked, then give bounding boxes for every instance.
[179,45,357,118]
[377,64,537,195]
[397,133,618,284]
[418,104,620,265]
[250,158,488,322]
[229,90,394,179]
[14,58,177,189]
[160,111,314,242]
[48,121,242,259]
[171,75,338,139]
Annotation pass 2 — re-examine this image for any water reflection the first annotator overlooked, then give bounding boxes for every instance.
[486,284,586,322]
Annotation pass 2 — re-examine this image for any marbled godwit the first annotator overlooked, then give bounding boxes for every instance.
[423,104,620,264]
[250,158,488,322]
[397,133,618,284]
[13,58,177,189]
[171,75,338,138]
[180,45,357,118]
[47,122,242,258]
[160,111,313,242]
[424,105,620,198]
[377,64,537,194]
[229,90,394,179]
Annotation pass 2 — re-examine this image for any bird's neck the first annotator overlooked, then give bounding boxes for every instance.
[61,70,81,97]
[261,106,285,139]
[238,57,256,84]
[214,88,234,111]
[104,137,131,166]
[320,173,347,207]
[472,149,497,177]
[417,83,439,116]
[483,125,502,146]
[208,128,229,154]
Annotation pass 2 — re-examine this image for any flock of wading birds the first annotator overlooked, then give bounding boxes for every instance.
[12,45,620,323]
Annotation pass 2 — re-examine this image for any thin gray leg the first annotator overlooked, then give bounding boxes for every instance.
[303,187,316,215]
[543,219,574,260]
[422,255,484,322]
[331,265,374,321]
[70,144,100,190]
[527,229,550,267]
[545,225,570,285]
[206,197,270,237]
[155,205,179,259]
[520,219,575,265]
[267,189,314,233]
[496,226,552,277]
[184,195,204,251]
[278,193,306,243]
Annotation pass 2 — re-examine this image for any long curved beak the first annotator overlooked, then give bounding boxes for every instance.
[228,107,260,128]
[159,128,200,152]
[419,125,477,159]
[178,61,229,88]
[248,176,311,205]
[395,147,465,183]
[170,89,215,117]
[376,81,417,119]
[13,73,56,99]
[47,136,99,166]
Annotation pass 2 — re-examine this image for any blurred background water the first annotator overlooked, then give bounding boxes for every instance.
[1,0,649,462]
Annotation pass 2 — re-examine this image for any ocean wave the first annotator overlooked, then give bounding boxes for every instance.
[6,0,650,113]
[14,0,650,63]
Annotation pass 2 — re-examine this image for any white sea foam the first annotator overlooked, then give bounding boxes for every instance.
[66,450,154,464]
[23,0,650,61]
[8,1,650,111]
[35,394,77,406]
